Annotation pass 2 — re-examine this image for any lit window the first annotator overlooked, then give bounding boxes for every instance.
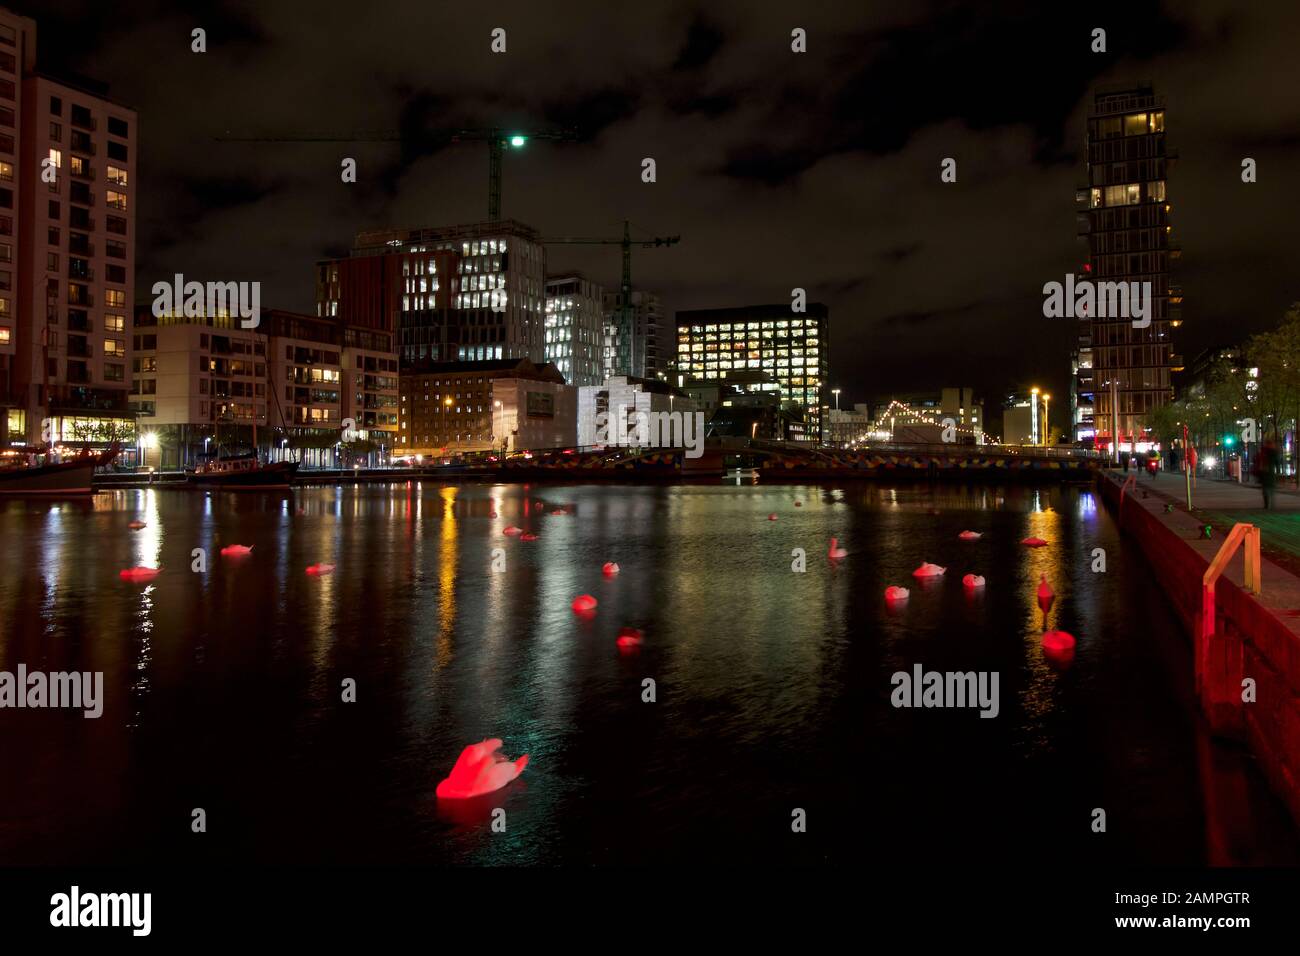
[107,166,127,186]
[48,148,62,169]
[0,326,9,345]
[106,190,127,210]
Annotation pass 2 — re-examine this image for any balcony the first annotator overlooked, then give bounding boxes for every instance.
[68,264,94,282]
[68,237,95,257]
[67,292,94,308]
[66,365,91,385]
[67,338,91,359]
[69,165,95,181]
[70,109,96,131]
[67,314,92,333]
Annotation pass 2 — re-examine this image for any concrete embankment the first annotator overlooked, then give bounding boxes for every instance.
[1098,470,1300,827]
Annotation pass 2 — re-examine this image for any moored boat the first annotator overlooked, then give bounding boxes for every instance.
[186,453,298,490]
[0,445,118,496]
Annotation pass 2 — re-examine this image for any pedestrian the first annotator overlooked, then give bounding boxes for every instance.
[1256,438,1280,509]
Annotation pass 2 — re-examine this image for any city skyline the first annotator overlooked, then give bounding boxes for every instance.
[14,1,1300,414]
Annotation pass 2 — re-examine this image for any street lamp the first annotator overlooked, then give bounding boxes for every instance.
[1042,394,1051,446]
[832,388,841,410]
[494,400,503,453]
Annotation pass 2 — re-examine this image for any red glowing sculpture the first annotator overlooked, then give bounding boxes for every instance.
[119,566,161,582]
[828,537,847,560]
[616,627,644,649]
[885,585,910,602]
[962,573,985,589]
[435,739,529,799]
[602,562,620,577]
[1042,630,1076,653]
[768,513,778,521]
[912,562,945,578]
[220,544,254,556]
[128,520,147,530]
[306,563,335,576]
[521,532,539,541]
[958,530,982,541]
[503,526,523,536]
[1021,536,1048,547]
[572,594,598,613]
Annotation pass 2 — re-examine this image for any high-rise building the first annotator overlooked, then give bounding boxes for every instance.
[602,289,668,380]
[315,219,547,369]
[675,303,829,441]
[544,272,603,386]
[1073,84,1182,449]
[0,9,139,454]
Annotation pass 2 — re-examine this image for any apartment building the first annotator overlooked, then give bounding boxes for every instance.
[0,9,138,454]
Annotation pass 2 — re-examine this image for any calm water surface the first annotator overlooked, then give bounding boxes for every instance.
[1,481,1296,865]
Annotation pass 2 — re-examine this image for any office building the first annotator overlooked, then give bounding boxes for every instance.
[545,272,603,386]
[397,357,575,456]
[577,375,696,447]
[675,303,829,441]
[1074,84,1182,449]
[603,289,668,380]
[315,219,547,368]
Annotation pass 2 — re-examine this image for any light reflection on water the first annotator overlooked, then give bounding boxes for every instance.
[0,481,1296,866]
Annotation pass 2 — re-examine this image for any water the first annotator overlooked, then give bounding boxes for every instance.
[1,481,1296,865]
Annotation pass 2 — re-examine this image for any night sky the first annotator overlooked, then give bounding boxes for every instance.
[20,0,1300,424]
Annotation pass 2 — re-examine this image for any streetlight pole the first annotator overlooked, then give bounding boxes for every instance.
[833,388,841,410]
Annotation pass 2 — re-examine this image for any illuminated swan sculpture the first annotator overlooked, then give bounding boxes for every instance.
[602,562,620,576]
[1021,536,1048,547]
[571,594,598,614]
[912,562,946,578]
[306,563,335,576]
[768,513,778,521]
[119,566,161,582]
[616,627,644,649]
[128,520,147,530]
[520,532,538,541]
[1042,630,1076,655]
[220,544,253,556]
[885,586,910,601]
[962,573,985,589]
[958,531,982,541]
[436,739,529,799]
[503,526,523,536]
[828,537,848,560]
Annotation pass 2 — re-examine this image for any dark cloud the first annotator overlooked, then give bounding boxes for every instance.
[13,0,1300,427]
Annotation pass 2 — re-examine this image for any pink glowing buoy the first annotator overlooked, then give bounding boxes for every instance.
[1021,536,1048,547]
[884,585,910,602]
[958,530,982,541]
[503,526,523,536]
[602,562,620,577]
[1042,630,1076,653]
[828,537,847,560]
[962,573,985,589]
[128,520,147,530]
[912,562,946,578]
[119,566,161,582]
[768,513,778,521]
[521,532,539,541]
[572,594,598,614]
[436,739,529,799]
[616,626,644,649]
[306,563,335,576]
[220,544,254,556]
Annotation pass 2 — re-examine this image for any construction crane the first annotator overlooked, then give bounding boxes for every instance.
[215,127,576,220]
[541,222,680,378]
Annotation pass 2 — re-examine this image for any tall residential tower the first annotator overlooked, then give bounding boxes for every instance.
[1073,85,1181,449]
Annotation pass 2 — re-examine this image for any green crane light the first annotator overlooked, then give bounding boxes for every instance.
[1224,435,1235,447]
[509,135,526,147]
